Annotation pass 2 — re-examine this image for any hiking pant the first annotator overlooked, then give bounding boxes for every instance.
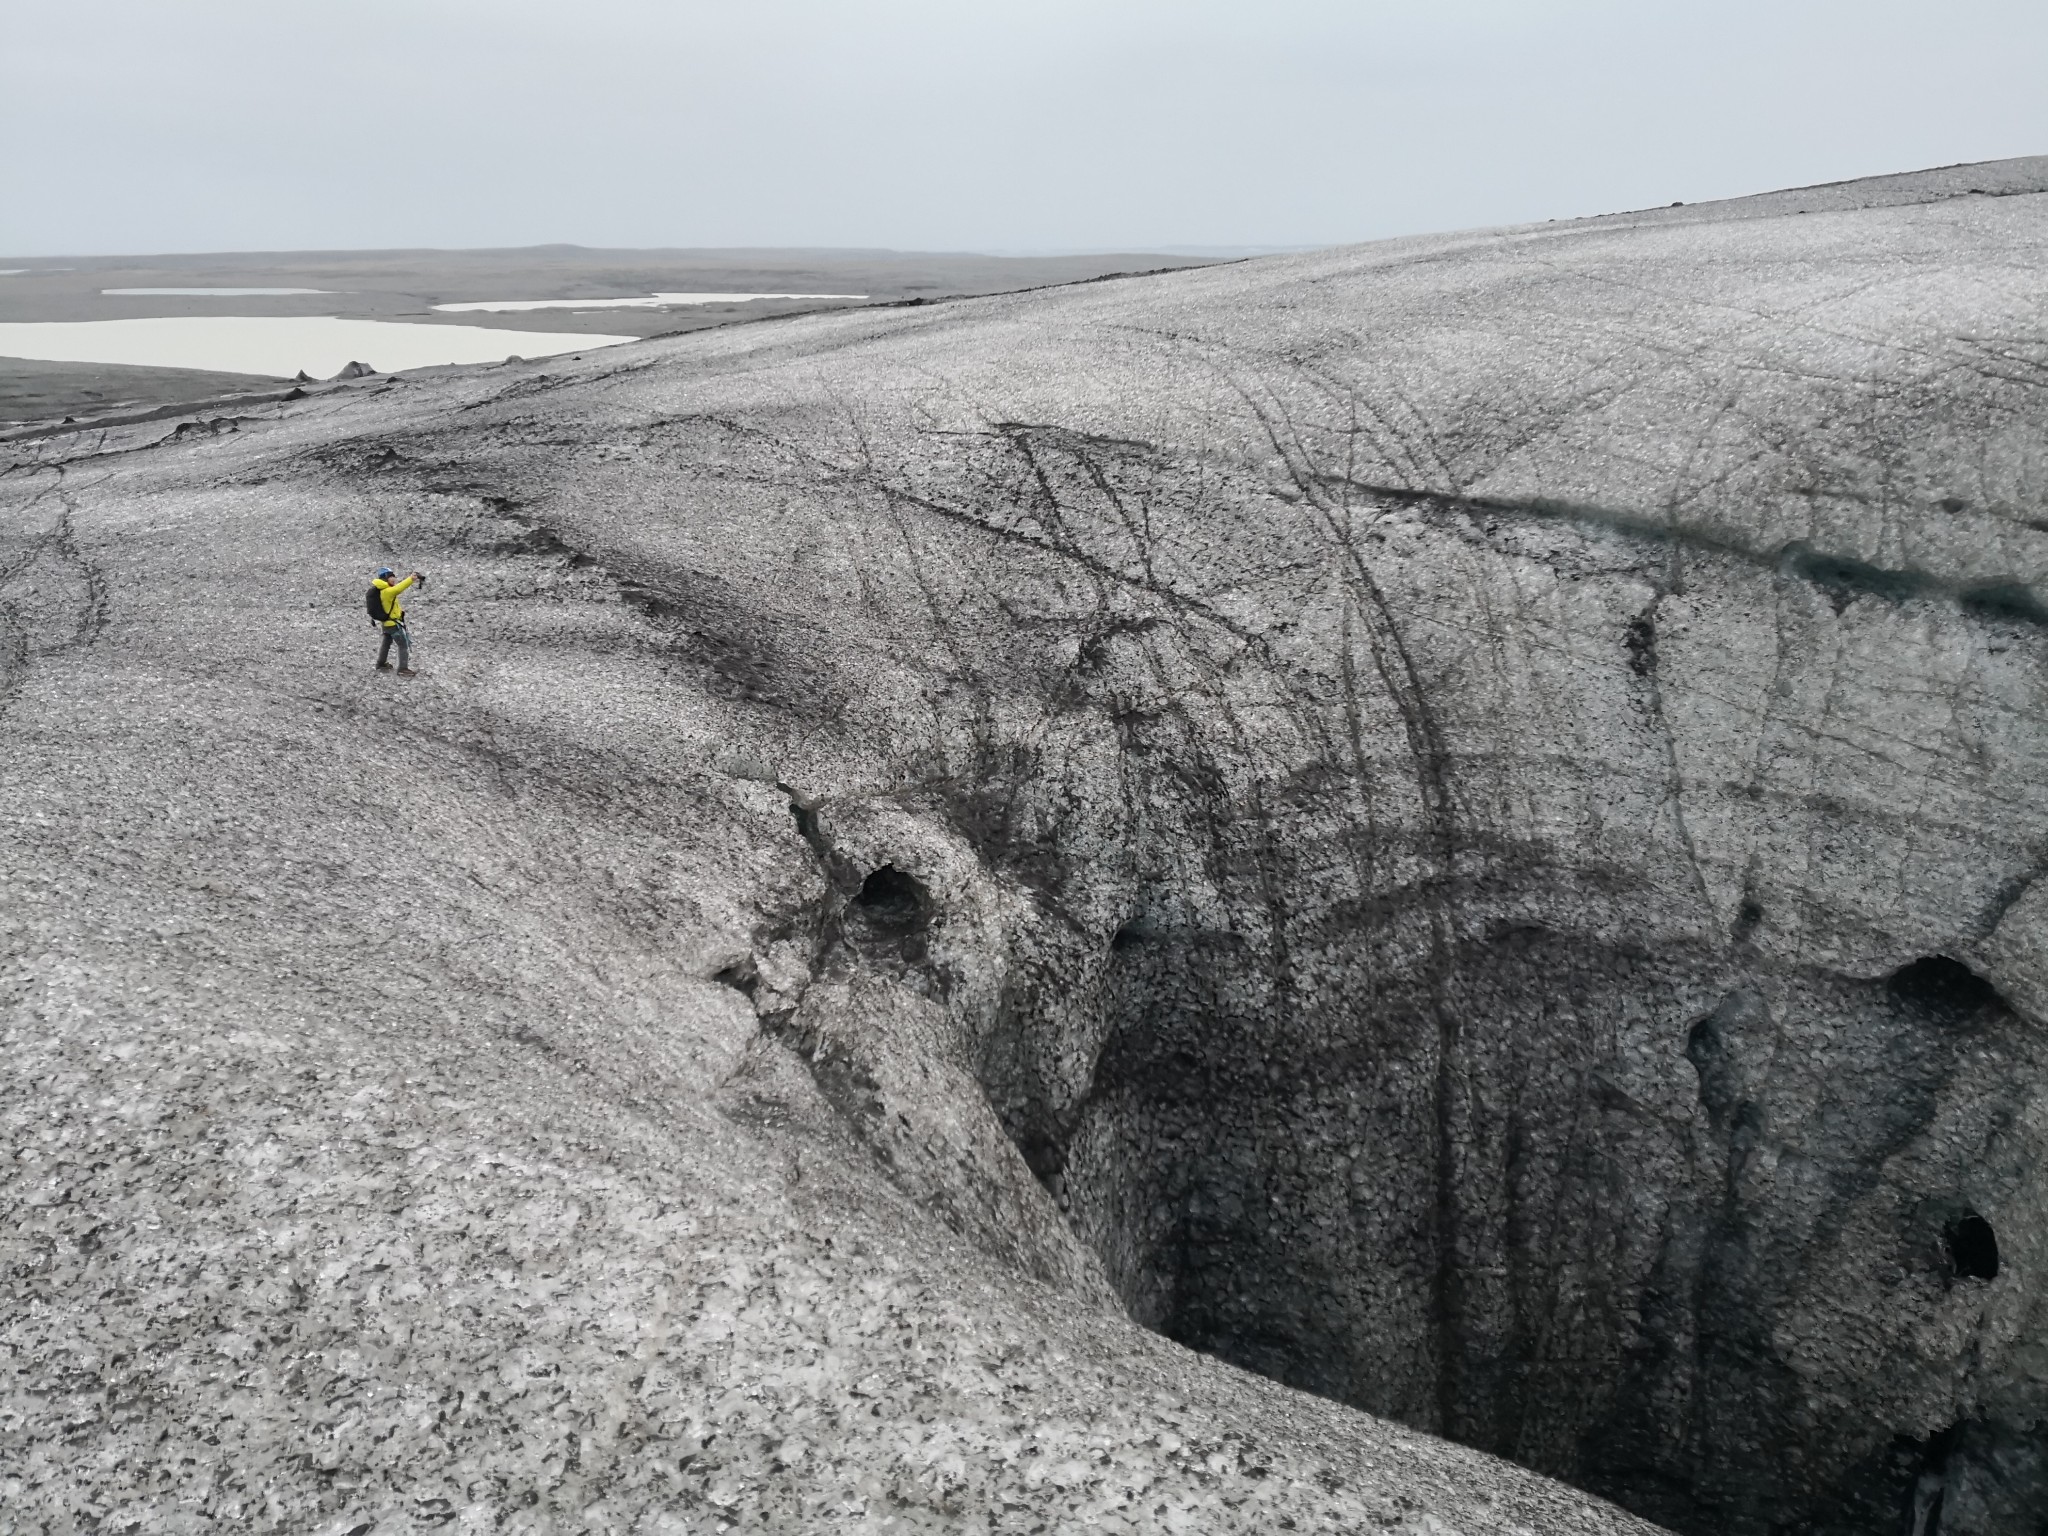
[377,621,411,670]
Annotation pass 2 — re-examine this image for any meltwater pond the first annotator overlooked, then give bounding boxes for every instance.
[0,316,635,379]
[435,292,865,312]
[101,287,335,297]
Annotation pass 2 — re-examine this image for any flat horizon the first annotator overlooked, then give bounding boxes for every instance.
[8,149,2041,265]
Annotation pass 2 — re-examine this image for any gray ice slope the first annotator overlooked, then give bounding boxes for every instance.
[5,157,2048,1535]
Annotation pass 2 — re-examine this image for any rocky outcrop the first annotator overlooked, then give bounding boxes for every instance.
[4,158,2046,1534]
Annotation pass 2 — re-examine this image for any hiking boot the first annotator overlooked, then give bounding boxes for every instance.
[375,662,394,671]
[396,668,419,678]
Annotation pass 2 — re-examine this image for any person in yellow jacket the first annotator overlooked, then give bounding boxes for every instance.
[371,566,422,675]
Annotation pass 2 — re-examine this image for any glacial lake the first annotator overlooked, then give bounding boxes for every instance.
[435,291,865,312]
[0,316,635,379]
[102,287,335,296]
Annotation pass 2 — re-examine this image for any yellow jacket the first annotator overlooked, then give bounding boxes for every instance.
[373,574,416,628]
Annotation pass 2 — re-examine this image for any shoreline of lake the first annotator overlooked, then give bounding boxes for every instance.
[0,315,636,380]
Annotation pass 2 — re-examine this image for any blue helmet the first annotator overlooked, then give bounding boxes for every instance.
[375,567,395,579]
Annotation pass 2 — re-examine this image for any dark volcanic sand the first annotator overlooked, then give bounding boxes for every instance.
[0,358,280,425]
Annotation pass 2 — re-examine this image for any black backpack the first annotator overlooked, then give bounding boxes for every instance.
[366,583,386,625]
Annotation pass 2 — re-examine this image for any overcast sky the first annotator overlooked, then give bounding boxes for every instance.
[5,0,2044,257]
